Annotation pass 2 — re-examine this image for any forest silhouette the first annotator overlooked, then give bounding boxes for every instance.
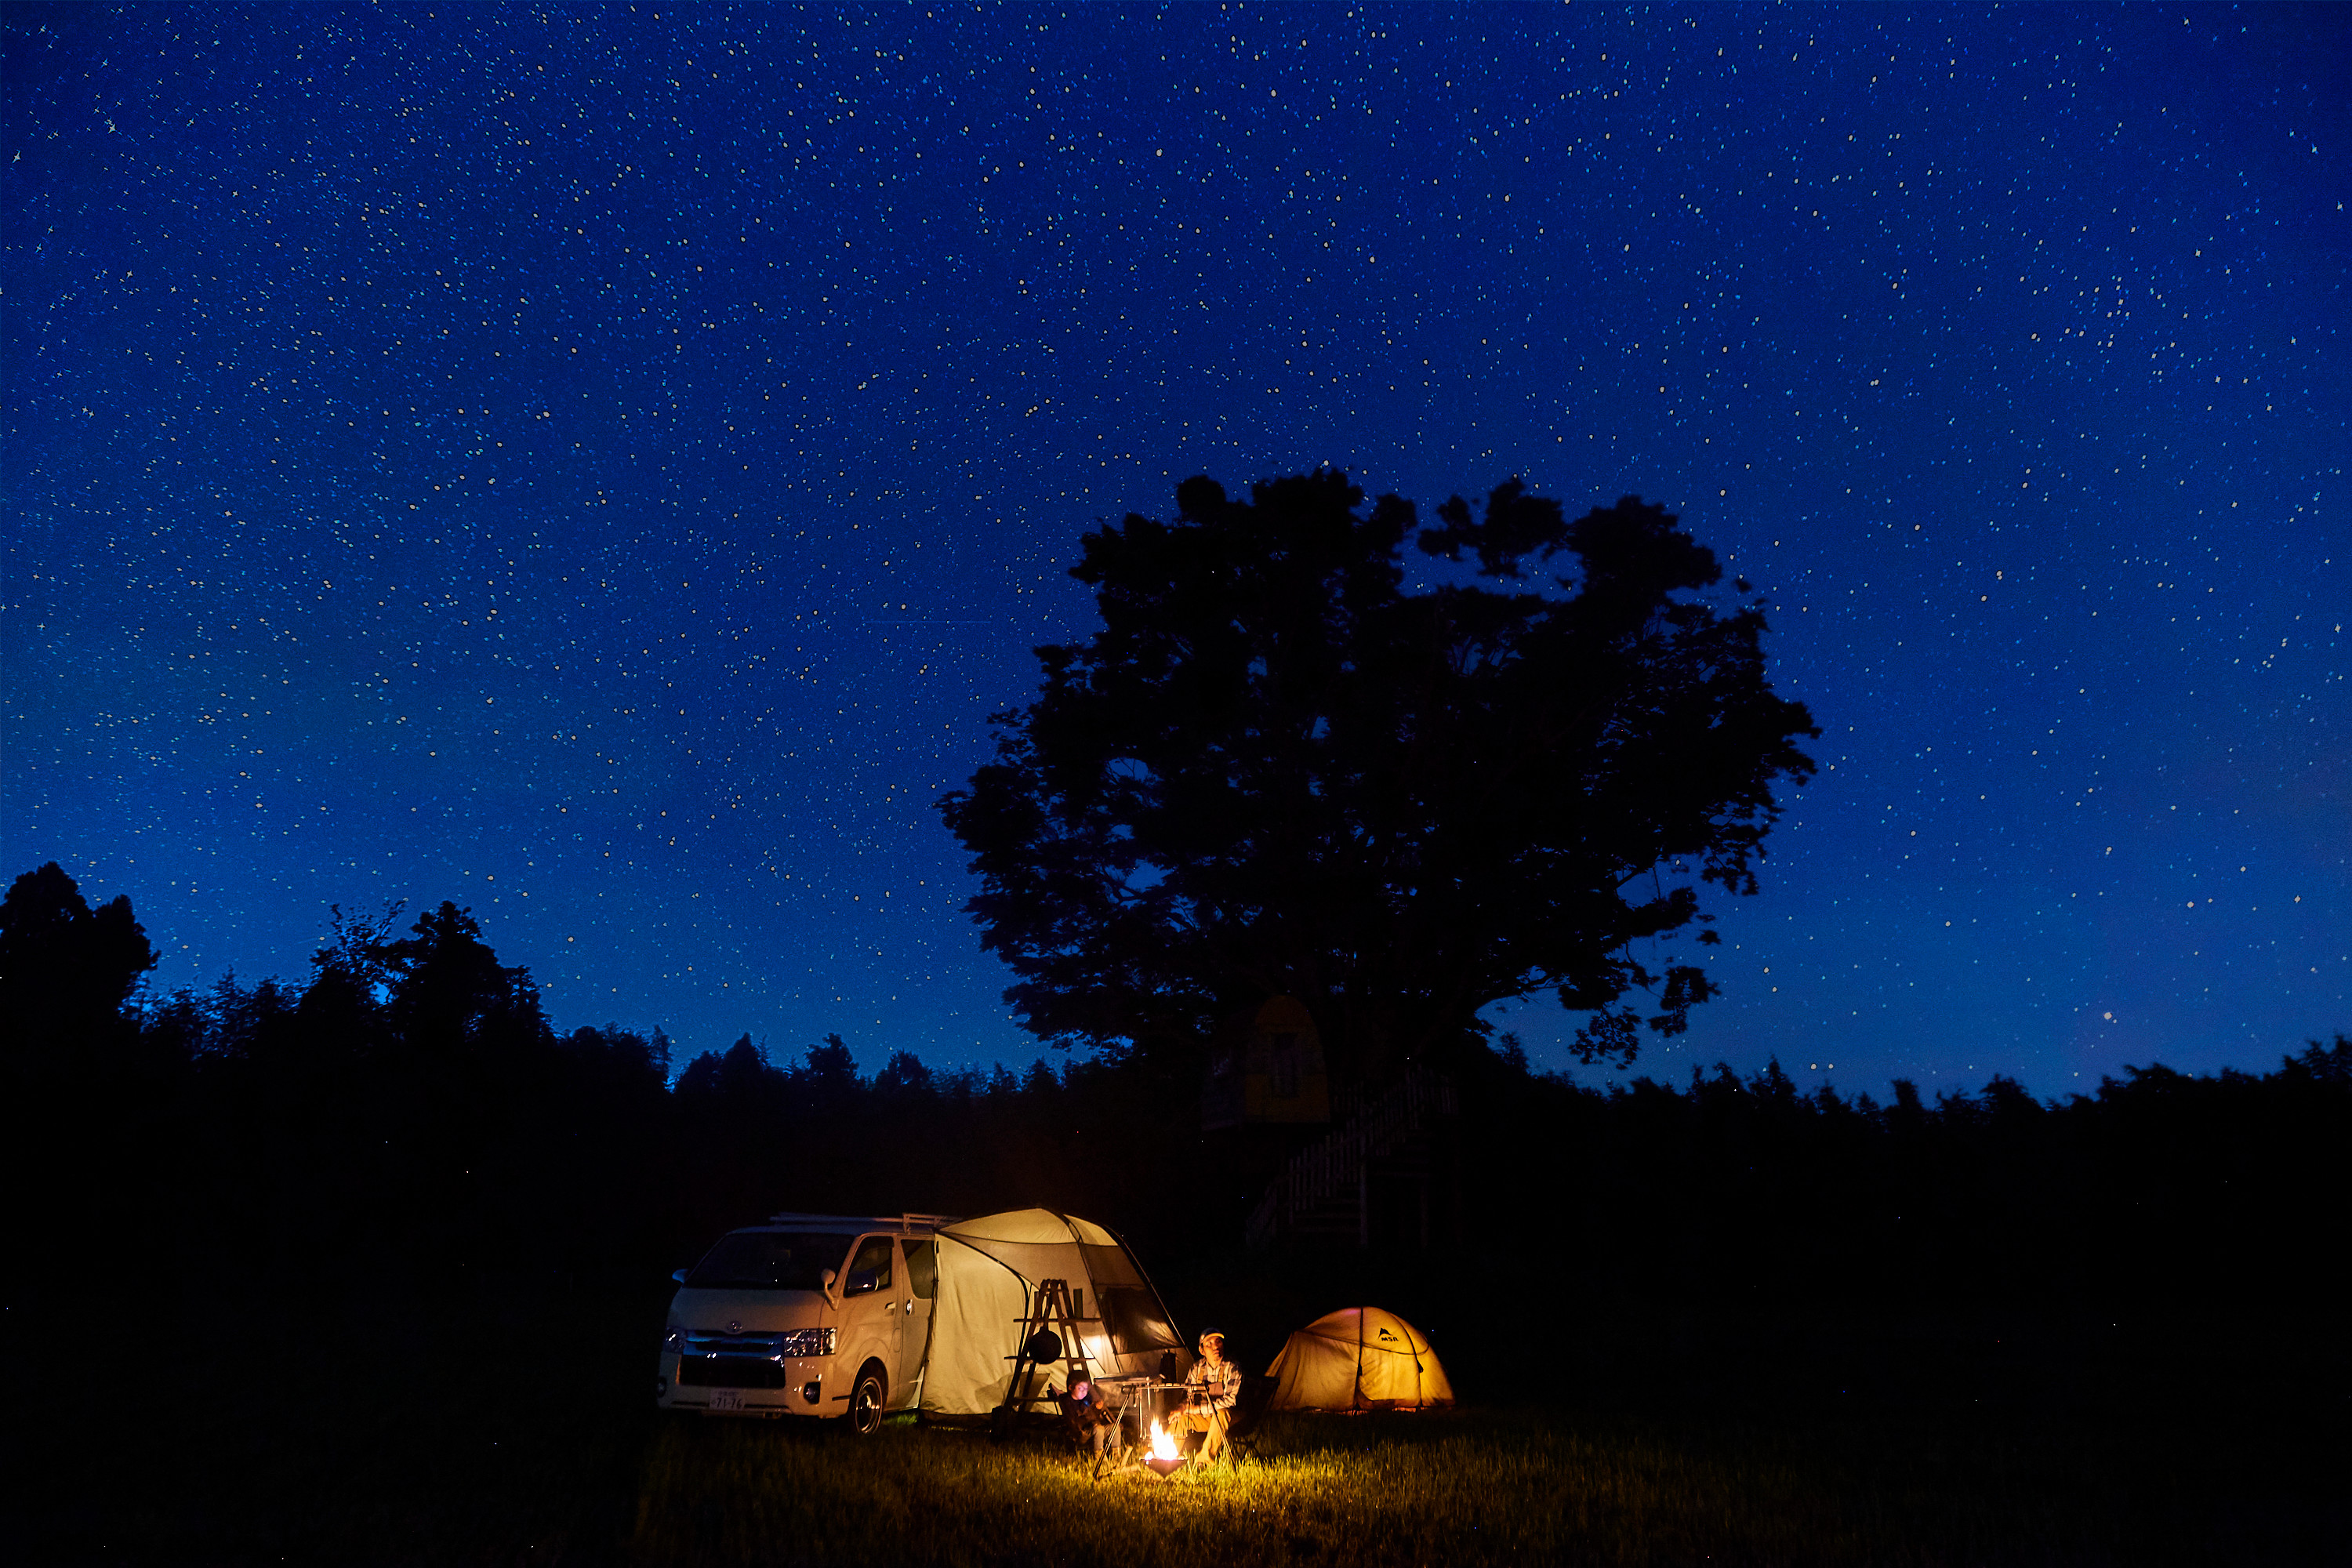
[7,858,2343,1329]
[9,859,2348,1563]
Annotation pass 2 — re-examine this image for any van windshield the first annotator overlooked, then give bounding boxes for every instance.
[684,1232,854,1290]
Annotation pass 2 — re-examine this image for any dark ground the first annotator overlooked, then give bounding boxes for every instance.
[16,1252,2347,1566]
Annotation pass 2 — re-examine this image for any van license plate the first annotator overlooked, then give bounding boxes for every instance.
[710,1391,742,1412]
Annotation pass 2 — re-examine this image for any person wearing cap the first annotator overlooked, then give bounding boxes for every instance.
[1180,1330,1240,1466]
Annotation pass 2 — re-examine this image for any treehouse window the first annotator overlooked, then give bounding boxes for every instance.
[1270,1031,1300,1098]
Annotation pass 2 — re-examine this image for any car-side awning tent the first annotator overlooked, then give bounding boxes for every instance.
[1263,1306,1454,1411]
[918,1208,1191,1417]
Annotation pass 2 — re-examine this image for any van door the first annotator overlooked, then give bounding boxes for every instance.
[898,1236,936,1404]
[837,1233,901,1409]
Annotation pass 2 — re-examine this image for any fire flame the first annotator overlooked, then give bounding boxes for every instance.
[1149,1419,1180,1462]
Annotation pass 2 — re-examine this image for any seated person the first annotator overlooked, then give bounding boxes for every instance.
[1058,1377,1122,1457]
[1180,1331,1240,1465]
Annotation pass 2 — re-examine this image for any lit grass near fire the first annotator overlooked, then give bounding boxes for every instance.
[626,1410,2068,1566]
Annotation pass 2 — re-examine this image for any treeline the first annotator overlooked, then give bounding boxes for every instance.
[5,862,2346,1343]
[1458,1041,2349,1333]
[0,866,1223,1298]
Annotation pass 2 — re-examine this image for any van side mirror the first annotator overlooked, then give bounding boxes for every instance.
[671,1269,688,1285]
[822,1267,837,1290]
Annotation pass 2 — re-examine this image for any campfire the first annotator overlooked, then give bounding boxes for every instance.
[1143,1417,1184,1475]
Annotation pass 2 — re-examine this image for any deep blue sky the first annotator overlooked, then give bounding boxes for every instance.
[7,4,2345,1095]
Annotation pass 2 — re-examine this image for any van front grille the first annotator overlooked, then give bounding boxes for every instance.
[677,1356,792,1389]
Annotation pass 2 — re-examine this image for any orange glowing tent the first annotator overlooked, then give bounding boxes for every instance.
[1261,1306,1454,1411]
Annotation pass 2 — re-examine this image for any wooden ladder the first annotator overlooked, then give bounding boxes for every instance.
[993,1276,1099,1434]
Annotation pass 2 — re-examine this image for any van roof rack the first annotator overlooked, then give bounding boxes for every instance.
[763,1211,961,1232]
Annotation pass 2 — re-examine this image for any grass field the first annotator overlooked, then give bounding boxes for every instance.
[619,1399,2338,1568]
[24,1280,2346,1566]
[630,1409,2005,1567]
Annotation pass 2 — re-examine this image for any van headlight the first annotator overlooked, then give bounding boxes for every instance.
[661,1324,687,1356]
[776,1327,835,1358]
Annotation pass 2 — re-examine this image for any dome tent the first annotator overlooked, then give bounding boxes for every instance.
[1263,1306,1454,1411]
[916,1209,1189,1417]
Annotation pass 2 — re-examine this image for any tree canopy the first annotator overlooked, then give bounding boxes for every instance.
[2,860,157,1074]
[938,470,1820,1079]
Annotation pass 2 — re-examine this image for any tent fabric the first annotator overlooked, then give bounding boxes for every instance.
[1262,1307,1455,1411]
[917,1208,1189,1417]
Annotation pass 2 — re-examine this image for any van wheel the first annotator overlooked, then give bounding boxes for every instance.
[849,1363,887,1436]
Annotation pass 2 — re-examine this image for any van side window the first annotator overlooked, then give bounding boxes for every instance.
[845,1236,893,1295]
[904,1239,936,1300]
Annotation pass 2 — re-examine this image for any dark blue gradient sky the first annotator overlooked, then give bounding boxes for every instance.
[8,4,2345,1094]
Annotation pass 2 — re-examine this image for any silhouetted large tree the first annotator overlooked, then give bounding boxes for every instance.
[939,471,1818,1080]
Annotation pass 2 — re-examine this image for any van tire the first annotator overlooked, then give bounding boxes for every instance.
[849,1363,888,1436]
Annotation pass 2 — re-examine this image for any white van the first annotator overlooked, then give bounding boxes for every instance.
[656,1212,953,1433]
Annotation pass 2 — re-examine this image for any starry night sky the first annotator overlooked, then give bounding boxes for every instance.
[7,4,2345,1095]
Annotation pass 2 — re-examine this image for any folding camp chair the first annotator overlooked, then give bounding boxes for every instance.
[1218,1374,1277,1465]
